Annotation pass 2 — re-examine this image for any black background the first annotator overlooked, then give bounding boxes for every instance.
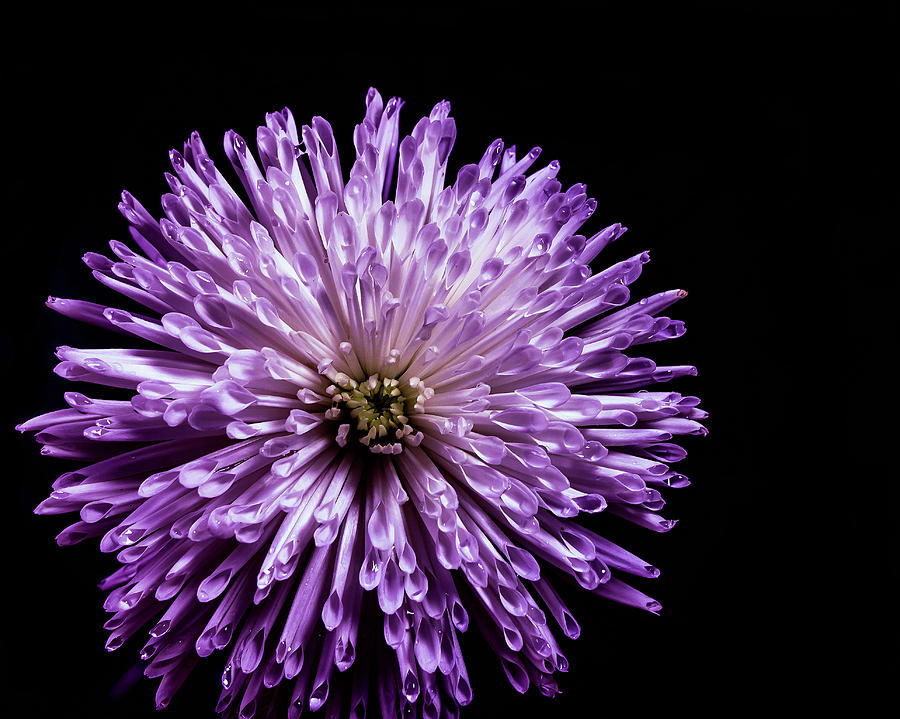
[3,4,895,717]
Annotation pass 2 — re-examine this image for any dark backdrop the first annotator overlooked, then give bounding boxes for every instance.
[3,4,894,717]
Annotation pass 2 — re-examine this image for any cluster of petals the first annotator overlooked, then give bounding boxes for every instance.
[20,87,706,718]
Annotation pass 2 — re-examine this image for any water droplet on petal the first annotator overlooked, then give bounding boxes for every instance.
[403,670,419,699]
[150,620,170,638]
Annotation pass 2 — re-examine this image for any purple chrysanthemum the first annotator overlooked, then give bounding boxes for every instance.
[19,87,706,718]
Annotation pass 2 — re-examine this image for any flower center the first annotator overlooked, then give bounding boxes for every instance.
[323,372,429,454]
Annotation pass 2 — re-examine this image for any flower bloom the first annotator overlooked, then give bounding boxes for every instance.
[19,87,706,718]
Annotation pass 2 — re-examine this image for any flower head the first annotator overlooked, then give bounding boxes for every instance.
[19,87,706,717]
